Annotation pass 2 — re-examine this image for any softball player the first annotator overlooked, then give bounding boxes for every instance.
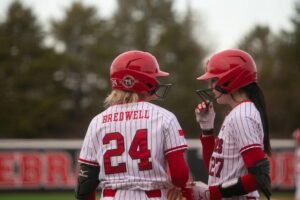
[186,49,272,200]
[75,50,189,200]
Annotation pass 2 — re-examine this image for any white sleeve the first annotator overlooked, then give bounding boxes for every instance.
[78,117,99,166]
[231,115,264,154]
[164,115,188,156]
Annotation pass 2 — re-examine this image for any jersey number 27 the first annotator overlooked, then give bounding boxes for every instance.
[103,129,152,175]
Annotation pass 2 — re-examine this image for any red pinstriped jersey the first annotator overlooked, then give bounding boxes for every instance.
[78,101,187,190]
[208,101,262,199]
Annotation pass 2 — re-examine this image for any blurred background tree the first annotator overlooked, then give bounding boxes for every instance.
[0,0,299,138]
[50,2,114,137]
[271,1,300,137]
[0,1,68,138]
[237,0,300,137]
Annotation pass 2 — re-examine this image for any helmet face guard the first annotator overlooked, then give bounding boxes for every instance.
[151,83,172,100]
[196,88,216,102]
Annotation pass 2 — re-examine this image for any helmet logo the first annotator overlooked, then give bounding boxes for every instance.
[122,75,135,88]
[111,79,118,87]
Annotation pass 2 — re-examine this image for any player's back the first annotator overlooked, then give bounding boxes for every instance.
[94,101,183,190]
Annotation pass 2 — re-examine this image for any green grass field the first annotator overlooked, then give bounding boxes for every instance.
[0,192,295,200]
[0,192,76,200]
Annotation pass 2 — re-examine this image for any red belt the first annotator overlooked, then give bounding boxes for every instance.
[103,188,162,198]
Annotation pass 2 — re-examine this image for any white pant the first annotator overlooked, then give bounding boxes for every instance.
[100,189,168,200]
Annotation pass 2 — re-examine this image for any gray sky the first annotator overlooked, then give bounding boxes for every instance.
[0,0,297,51]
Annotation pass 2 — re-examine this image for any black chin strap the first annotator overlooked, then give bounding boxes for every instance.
[215,93,223,100]
[215,85,228,94]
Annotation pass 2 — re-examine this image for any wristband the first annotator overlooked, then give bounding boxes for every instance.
[219,177,246,197]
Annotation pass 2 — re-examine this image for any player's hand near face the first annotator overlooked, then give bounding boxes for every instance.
[195,101,215,130]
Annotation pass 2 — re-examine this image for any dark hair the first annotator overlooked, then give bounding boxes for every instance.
[243,83,271,156]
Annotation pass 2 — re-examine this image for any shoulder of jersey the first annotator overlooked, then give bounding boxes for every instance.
[90,113,102,124]
[91,105,117,120]
[228,101,258,119]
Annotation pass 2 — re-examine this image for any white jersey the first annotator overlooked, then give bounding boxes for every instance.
[208,101,263,199]
[78,101,187,193]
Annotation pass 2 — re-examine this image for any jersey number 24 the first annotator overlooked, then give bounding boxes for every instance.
[103,129,152,175]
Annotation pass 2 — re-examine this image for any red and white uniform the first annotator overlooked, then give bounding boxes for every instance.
[207,101,263,199]
[78,101,187,200]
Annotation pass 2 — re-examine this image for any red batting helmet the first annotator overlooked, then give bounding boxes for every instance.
[293,129,300,142]
[197,49,257,93]
[110,50,169,96]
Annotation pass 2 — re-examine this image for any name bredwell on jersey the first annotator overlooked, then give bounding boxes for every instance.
[102,110,150,123]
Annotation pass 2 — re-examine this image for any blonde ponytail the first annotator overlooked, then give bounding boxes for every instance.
[104,90,140,107]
